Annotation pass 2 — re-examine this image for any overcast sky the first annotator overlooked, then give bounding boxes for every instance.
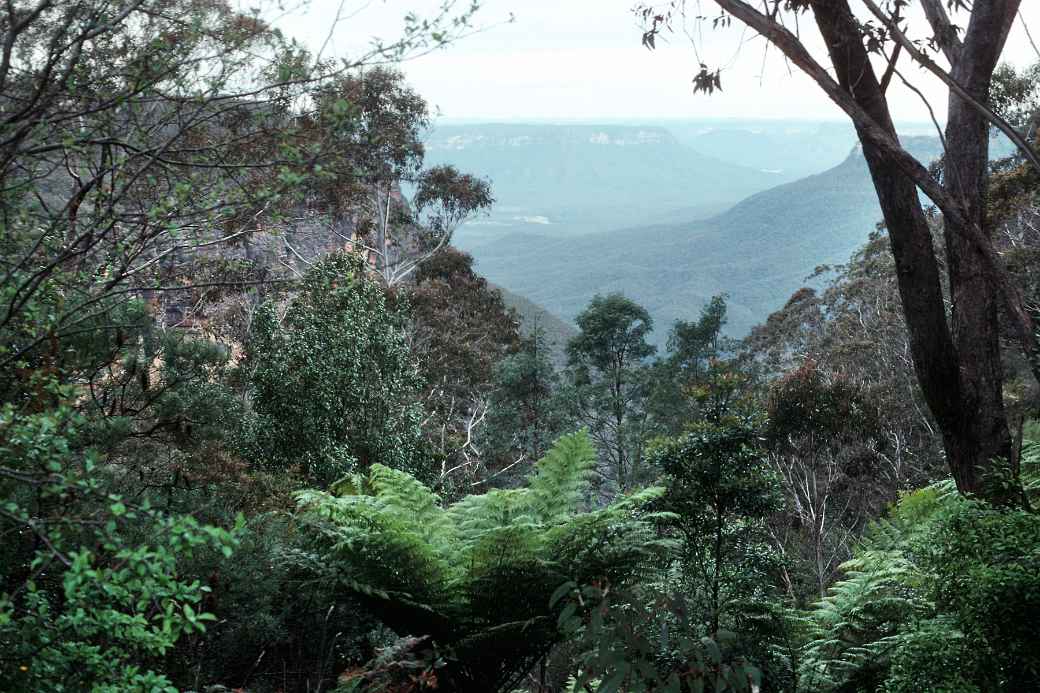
[273,0,1040,123]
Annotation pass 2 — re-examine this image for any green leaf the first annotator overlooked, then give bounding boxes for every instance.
[550,581,576,607]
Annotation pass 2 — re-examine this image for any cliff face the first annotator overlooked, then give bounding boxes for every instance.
[155,181,574,354]
[153,183,417,331]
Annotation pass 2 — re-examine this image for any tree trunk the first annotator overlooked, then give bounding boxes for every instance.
[938,3,1019,491]
[808,0,1014,496]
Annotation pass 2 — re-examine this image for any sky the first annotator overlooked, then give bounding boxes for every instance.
[271,0,1040,123]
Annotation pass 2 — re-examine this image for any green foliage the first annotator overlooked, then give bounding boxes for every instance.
[881,619,979,693]
[245,253,424,485]
[647,294,738,437]
[800,463,1040,692]
[922,500,1040,688]
[412,165,495,240]
[7,1,1039,689]
[311,67,430,185]
[567,293,657,491]
[654,417,782,546]
[0,402,236,692]
[77,313,245,503]
[799,544,929,692]
[651,416,792,689]
[746,227,948,492]
[295,431,674,692]
[163,512,386,691]
[668,295,732,369]
[554,583,762,693]
[990,62,1040,129]
[484,330,574,473]
[766,363,879,449]
[568,294,656,375]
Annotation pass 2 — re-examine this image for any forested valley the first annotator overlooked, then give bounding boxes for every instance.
[2,1,1040,692]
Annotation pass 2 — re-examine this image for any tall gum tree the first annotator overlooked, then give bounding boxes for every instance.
[636,0,1040,497]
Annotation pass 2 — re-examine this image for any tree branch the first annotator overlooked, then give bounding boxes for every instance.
[879,42,901,94]
[860,0,1040,175]
[920,0,963,62]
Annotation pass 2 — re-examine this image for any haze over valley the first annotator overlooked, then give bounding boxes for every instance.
[425,119,956,339]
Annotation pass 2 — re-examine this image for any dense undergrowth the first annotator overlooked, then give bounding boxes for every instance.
[2,1,1040,691]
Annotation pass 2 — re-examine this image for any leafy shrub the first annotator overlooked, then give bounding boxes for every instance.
[245,253,424,485]
[0,401,235,692]
[553,582,762,692]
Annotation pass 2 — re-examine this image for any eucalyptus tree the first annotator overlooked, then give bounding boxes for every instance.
[406,248,522,490]
[647,294,740,437]
[484,329,574,481]
[566,293,656,492]
[314,67,494,288]
[636,0,1040,498]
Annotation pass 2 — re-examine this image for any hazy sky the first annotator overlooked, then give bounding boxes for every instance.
[273,0,1040,122]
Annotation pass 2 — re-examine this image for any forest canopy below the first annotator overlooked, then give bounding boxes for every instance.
[2,1,1040,692]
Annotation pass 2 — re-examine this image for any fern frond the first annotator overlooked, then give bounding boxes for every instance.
[294,488,453,607]
[449,488,534,546]
[526,430,597,523]
[801,536,931,690]
[293,430,673,691]
[547,487,676,587]
[367,463,452,546]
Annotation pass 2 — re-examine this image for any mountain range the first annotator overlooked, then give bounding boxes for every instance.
[422,123,792,241]
[429,122,949,343]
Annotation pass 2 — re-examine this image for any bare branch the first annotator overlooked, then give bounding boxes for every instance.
[1020,10,1040,61]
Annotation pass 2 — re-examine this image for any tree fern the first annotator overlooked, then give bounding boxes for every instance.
[295,486,453,610]
[799,442,1040,692]
[526,429,597,522]
[367,464,453,546]
[296,431,672,692]
[799,549,928,692]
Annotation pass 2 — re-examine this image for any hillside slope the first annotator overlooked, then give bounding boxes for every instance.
[666,119,859,179]
[494,285,576,366]
[464,138,943,342]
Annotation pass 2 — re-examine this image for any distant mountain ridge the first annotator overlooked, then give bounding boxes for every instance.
[427,123,676,149]
[665,120,860,179]
[461,137,945,343]
[422,123,789,241]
